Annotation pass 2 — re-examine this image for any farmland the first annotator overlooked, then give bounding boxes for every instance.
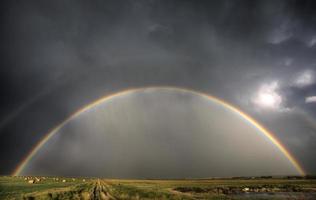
[0,176,316,199]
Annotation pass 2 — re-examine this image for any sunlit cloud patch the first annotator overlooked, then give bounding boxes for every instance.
[305,96,316,103]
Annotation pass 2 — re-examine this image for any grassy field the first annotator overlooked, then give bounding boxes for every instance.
[0,176,316,199]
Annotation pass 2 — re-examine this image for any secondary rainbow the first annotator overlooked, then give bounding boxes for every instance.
[13,86,306,176]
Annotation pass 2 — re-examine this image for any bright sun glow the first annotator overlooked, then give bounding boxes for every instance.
[257,93,277,107]
[252,81,282,110]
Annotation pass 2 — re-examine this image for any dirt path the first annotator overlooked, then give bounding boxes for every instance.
[90,179,116,200]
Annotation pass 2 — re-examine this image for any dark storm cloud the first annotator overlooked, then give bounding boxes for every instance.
[0,0,316,175]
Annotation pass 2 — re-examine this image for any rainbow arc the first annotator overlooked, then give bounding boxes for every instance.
[13,87,305,176]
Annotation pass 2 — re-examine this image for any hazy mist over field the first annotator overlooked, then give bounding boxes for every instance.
[22,88,297,178]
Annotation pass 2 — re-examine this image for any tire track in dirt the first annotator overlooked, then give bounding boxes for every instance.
[90,179,116,200]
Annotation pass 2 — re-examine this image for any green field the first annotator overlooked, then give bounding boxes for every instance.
[0,176,316,200]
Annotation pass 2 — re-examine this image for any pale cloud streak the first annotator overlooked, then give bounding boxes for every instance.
[305,96,316,103]
[294,70,314,88]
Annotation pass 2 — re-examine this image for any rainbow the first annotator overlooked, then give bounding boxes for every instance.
[13,87,306,176]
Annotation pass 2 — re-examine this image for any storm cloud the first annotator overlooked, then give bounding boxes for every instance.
[0,0,316,175]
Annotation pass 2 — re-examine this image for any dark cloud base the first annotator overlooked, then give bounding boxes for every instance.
[0,0,316,175]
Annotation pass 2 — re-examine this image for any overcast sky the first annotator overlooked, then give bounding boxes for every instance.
[0,0,316,176]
